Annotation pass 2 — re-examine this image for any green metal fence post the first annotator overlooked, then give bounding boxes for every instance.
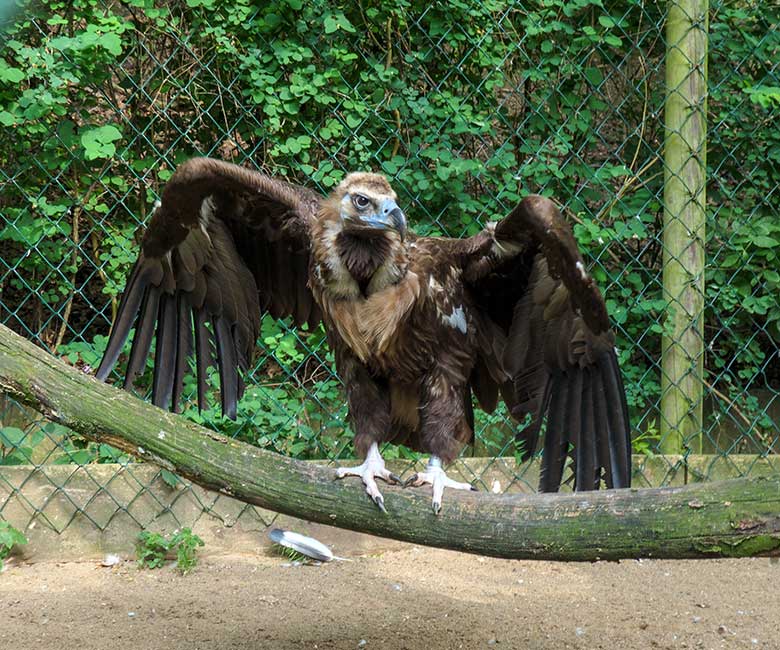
[661,0,708,455]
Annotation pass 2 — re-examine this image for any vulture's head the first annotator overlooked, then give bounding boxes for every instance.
[333,172,407,240]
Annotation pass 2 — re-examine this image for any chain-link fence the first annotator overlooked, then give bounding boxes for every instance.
[1,1,779,539]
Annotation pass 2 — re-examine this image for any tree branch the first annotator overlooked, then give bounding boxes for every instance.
[0,323,778,561]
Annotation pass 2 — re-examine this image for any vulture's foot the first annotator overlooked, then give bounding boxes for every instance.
[335,443,401,513]
[404,456,477,515]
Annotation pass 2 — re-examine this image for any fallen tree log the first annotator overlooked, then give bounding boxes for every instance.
[0,324,778,561]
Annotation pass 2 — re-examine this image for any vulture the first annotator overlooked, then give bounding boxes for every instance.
[96,158,631,514]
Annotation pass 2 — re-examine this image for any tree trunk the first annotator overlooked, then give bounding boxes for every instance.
[0,324,778,561]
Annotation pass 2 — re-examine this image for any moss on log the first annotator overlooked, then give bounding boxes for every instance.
[0,324,778,561]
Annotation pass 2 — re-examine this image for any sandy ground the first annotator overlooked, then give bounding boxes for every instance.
[1,547,778,650]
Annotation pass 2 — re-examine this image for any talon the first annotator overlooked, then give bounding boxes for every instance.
[336,443,398,512]
[403,473,419,488]
[405,458,475,514]
[470,485,478,491]
[389,473,403,485]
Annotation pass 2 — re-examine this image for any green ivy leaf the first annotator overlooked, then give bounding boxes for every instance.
[0,66,24,83]
[98,32,122,56]
[323,16,339,34]
[584,67,603,87]
[324,13,355,34]
[764,270,780,284]
[744,85,780,108]
[81,125,123,160]
[0,520,28,570]
[752,235,779,248]
[161,469,181,488]
[0,522,27,550]
[0,427,27,448]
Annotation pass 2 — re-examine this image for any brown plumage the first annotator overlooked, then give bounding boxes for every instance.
[96,158,631,511]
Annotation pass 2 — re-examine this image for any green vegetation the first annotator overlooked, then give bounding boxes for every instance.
[271,542,314,564]
[1,420,131,465]
[0,0,777,464]
[136,528,205,573]
[0,520,27,570]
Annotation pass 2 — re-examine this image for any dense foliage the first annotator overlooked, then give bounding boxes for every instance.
[0,0,778,465]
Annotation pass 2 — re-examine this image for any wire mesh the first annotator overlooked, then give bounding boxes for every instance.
[1,0,778,536]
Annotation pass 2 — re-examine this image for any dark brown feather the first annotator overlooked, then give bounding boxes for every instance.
[470,355,499,413]
[172,295,193,414]
[591,362,613,488]
[97,158,319,417]
[194,308,213,412]
[97,163,632,496]
[540,372,569,492]
[335,231,393,294]
[577,370,596,489]
[152,293,178,410]
[465,195,631,491]
[123,284,160,389]
[96,258,162,381]
[214,316,238,419]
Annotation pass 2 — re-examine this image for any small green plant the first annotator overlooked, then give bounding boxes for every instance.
[632,420,661,457]
[0,521,27,571]
[136,531,168,569]
[136,528,204,574]
[171,528,205,574]
[271,543,311,564]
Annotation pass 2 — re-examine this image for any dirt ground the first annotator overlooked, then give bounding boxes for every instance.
[1,546,778,650]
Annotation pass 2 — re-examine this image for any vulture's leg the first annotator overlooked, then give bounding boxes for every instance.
[334,353,401,512]
[409,370,476,514]
[335,442,401,513]
[404,456,476,515]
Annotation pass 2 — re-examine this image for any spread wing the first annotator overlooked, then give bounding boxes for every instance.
[95,157,321,418]
[465,195,631,491]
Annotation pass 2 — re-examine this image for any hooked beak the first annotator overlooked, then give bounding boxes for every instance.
[360,198,407,240]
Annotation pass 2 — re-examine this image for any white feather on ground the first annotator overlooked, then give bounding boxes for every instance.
[268,529,344,562]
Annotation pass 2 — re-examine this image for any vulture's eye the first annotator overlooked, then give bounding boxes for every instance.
[352,194,371,210]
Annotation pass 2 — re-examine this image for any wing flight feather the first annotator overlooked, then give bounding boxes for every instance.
[96,158,321,418]
[466,195,632,491]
